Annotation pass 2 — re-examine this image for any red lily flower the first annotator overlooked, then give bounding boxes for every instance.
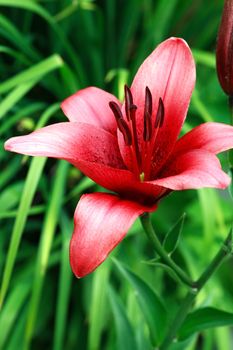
[5,38,233,278]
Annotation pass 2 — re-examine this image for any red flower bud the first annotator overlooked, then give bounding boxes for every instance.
[216,0,233,96]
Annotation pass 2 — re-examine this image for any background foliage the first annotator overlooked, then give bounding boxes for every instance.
[0,0,233,349]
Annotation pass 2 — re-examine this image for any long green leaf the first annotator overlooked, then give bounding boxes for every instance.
[88,260,111,350]
[53,213,73,350]
[0,156,46,308]
[0,54,63,94]
[113,258,168,346]
[179,307,233,340]
[108,285,138,350]
[24,161,69,349]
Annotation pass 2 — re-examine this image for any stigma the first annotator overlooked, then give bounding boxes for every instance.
[109,85,164,181]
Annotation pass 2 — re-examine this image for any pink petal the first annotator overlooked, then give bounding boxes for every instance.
[78,160,167,203]
[61,87,120,134]
[150,149,230,190]
[4,122,125,169]
[3,122,150,198]
[119,37,196,172]
[172,122,233,156]
[4,122,166,200]
[70,192,157,278]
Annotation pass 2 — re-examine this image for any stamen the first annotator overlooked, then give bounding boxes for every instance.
[124,85,133,120]
[143,87,153,142]
[109,101,132,145]
[145,87,152,116]
[143,112,152,141]
[109,101,123,121]
[117,118,132,145]
[155,97,165,128]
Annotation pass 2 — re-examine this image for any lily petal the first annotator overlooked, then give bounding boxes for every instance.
[61,87,120,134]
[119,37,196,172]
[70,192,156,278]
[150,149,230,190]
[172,122,233,156]
[4,122,124,169]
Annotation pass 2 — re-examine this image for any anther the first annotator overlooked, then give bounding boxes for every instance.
[145,87,152,116]
[109,101,132,145]
[109,101,124,120]
[155,97,165,128]
[124,85,133,120]
[143,112,152,141]
[143,87,153,141]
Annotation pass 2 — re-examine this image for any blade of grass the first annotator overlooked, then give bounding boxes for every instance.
[0,282,30,348]
[0,0,87,85]
[0,45,30,65]
[24,161,69,349]
[53,213,73,350]
[0,156,46,308]
[0,102,46,135]
[0,103,60,307]
[191,89,213,122]
[0,14,39,60]
[88,260,111,350]
[0,54,63,94]
[0,80,40,120]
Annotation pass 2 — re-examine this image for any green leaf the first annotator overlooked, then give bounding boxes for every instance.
[163,213,186,255]
[0,181,24,212]
[88,260,111,350]
[179,307,233,340]
[108,285,138,350]
[24,161,69,348]
[113,258,168,346]
[0,156,46,308]
[52,214,73,350]
[193,49,215,68]
[0,54,63,94]
[0,282,30,348]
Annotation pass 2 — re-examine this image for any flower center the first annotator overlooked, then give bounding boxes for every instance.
[109,85,164,181]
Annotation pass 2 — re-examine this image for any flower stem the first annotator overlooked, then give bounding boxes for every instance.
[140,213,194,288]
[160,228,232,350]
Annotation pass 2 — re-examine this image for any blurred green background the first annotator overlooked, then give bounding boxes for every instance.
[1,0,233,349]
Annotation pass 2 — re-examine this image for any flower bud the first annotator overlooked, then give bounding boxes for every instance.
[216,0,233,96]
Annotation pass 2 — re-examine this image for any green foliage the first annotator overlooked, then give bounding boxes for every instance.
[0,1,233,349]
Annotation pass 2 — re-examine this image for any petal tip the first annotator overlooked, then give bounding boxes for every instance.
[4,139,14,151]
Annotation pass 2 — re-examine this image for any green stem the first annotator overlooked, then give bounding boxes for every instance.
[160,228,232,350]
[140,213,194,288]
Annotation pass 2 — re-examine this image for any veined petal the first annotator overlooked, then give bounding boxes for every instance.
[4,122,124,169]
[4,123,166,200]
[150,149,230,190]
[70,192,157,278]
[61,87,120,134]
[119,37,196,172]
[78,160,167,202]
[172,122,233,156]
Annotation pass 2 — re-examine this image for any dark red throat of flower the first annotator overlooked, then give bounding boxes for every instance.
[109,85,165,181]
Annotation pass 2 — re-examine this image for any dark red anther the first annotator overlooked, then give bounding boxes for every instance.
[145,87,152,116]
[155,97,164,128]
[109,101,123,120]
[143,112,152,141]
[143,87,153,141]
[109,101,132,146]
[124,85,133,120]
